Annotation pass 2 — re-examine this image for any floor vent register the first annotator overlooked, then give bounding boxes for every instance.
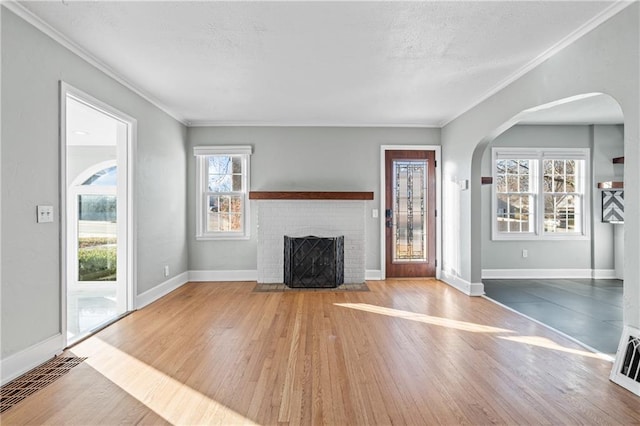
[610,326,640,397]
[0,356,87,413]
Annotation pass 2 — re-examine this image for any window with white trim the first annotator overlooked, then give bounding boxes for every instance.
[194,146,252,240]
[492,148,589,240]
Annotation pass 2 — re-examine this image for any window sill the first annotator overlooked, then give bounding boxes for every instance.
[492,234,589,242]
[196,234,251,241]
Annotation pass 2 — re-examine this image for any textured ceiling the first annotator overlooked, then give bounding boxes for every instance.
[17,1,624,127]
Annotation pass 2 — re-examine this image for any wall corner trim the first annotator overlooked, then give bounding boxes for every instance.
[136,271,190,309]
[440,270,485,296]
[1,333,64,385]
[189,270,258,282]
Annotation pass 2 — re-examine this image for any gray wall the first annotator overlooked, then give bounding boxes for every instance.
[1,8,188,358]
[187,126,440,272]
[591,125,624,273]
[480,124,623,272]
[441,4,639,326]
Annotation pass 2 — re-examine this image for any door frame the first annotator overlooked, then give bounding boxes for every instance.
[60,81,137,348]
[380,145,441,280]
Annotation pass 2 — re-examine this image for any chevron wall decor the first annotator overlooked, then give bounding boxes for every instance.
[602,190,624,223]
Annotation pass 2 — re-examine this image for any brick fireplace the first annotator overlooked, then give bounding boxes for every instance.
[250,192,373,284]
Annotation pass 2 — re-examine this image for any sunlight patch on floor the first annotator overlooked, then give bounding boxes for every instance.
[71,337,257,425]
[334,303,513,333]
[498,335,614,361]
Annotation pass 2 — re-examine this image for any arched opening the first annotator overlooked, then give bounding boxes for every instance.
[471,93,625,356]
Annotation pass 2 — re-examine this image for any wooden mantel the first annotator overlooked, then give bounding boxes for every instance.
[249,191,374,200]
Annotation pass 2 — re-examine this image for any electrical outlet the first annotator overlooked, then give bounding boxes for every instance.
[163,265,170,277]
[522,249,528,258]
[37,205,54,223]
[372,209,379,218]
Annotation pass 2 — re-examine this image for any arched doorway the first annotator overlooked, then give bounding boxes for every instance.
[472,93,625,355]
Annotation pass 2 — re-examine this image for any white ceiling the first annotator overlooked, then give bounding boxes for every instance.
[16,1,628,127]
[67,97,120,146]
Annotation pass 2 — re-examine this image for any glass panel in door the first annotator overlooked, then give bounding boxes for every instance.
[392,160,427,263]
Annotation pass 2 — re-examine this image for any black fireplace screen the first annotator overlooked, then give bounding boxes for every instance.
[284,235,344,288]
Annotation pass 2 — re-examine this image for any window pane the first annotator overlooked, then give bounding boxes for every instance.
[207,211,221,232]
[232,157,242,173]
[544,159,582,194]
[77,195,117,282]
[208,155,243,192]
[232,175,242,191]
[209,174,232,192]
[566,174,576,192]
[219,196,230,213]
[497,194,509,220]
[206,195,243,233]
[209,156,232,174]
[566,160,575,174]
[544,194,579,233]
[496,194,532,233]
[82,166,117,186]
[230,195,243,212]
[519,160,530,175]
[496,160,507,175]
[229,214,242,231]
[497,159,533,194]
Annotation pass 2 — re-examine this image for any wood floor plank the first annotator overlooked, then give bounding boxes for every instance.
[2,279,639,425]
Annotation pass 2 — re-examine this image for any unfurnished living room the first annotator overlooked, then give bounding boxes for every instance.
[1,1,640,424]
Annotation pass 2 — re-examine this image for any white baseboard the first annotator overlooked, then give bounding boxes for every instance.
[1,333,64,385]
[136,271,189,309]
[440,270,485,296]
[482,269,617,279]
[189,270,258,282]
[592,269,618,279]
[365,270,382,280]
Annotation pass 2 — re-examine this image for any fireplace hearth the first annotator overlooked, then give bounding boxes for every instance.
[284,236,344,288]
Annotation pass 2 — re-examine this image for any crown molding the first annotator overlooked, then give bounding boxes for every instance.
[2,1,188,126]
[187,120,441,128]
[441,0,635,128]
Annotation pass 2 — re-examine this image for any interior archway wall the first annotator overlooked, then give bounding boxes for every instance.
[474,94,624,274]
[440,4,639,328]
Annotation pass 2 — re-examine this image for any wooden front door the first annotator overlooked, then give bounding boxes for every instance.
[385,150,436,277]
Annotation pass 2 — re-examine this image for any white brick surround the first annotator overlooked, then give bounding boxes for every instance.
[256,200,366,283]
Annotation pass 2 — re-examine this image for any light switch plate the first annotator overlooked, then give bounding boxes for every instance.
[37,205,54,223]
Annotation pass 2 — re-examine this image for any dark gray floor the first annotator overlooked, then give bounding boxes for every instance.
[482,278,623,355]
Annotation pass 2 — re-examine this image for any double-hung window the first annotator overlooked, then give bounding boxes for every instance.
[194,146,252,240]
[492,148,589,240]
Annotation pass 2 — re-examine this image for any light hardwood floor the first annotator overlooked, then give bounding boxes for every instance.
[3,279,639,425]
